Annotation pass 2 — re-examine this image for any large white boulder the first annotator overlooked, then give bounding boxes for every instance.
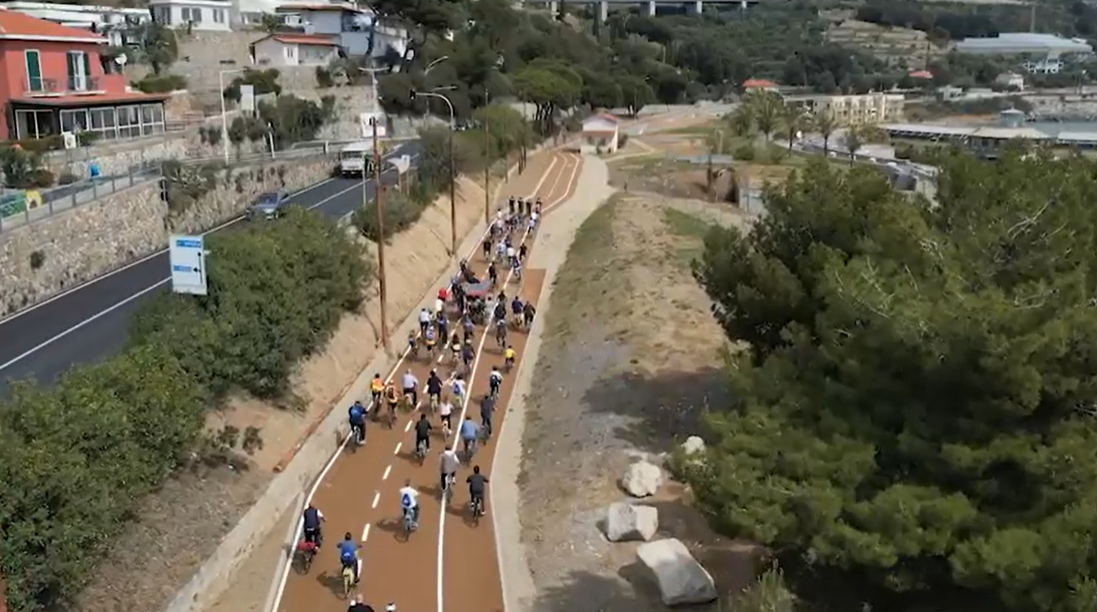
[621,460,663,497]
[636,538,718,606]
[681,436,705,455]
[605,502,659,542]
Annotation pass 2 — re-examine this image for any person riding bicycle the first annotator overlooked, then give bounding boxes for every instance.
[437,313,449,345]
[407,329,418,354]
[534,198,542,215]
[414,413,432,455]
[482,235,492,260]
[514,258,523,281]
[494,317,508,346]
[347,596,373,612]
[452,374,467,407]
[508,195,516,216]
[493,300,506,323]
[302,504,325,547]
[461,340,475,372]
[384,382,400,417]
[518,243,528,263]
[449,331,462,362]
[511,296,523,323]
[529,211,539,232]
[506,244,517,269]
[504,345,516,370]
[370,373,384,406]
[467,465,489,515]
[523,301,536,328]
[480,393,495,439]
[348,400,367,444]
[434,293,446,319]
[418,308,432,336]
[439,395,454,434]
[440,443,459,492]
[426,370,443,409]
[337,532,360,584]
[460,416,480,457]
[462,314,475,340]
[399,479,420,525]
[401,369,419,407]
[488,366,503,398]
[424,325,438,357]
[487,261,498,286]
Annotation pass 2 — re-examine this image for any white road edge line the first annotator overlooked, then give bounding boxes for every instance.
[0,154,418,373]
[268,152,558,612]
[362,524,371,541]
[438,152,572,612]
[372,492,381,509]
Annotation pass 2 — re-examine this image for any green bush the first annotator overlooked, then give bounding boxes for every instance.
[131,207,371,399]
[351,187,432,242]
[133,73,188,93]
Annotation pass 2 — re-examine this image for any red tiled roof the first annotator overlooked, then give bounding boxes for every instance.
[908,70,933,79]
[11,91,170,106]
[268,33,338,46]
[0,9,106,41]
[586,112,619,125]
[743,78,777,88]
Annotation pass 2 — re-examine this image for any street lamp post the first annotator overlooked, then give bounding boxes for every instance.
[410,89,457,256]
[218,68,247,164]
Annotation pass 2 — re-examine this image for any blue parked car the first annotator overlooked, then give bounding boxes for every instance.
[248,190,289,220]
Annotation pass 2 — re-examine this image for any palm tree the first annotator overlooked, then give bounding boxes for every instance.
[813,110,838,156]
[780,105,807,152]
[727,104,754,139]
[842,125,864,166]
[750,91,781,142]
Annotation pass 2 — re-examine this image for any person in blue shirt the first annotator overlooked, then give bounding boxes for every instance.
[348,400,366,445]
[459,416,480,460]
[337,532,360,584]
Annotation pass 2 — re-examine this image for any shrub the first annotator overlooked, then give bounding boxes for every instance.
[133,73,188,93]
[316,66,334,88]
[130,207,371,399]
[351,188,431,242]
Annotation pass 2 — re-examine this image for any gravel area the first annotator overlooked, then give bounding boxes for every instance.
[495,152,761,612]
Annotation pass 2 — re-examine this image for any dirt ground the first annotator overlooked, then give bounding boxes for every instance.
[73,171,499,612]
[517,190,763,612]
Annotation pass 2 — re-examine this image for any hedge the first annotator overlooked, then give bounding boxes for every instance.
[0,206,371,611]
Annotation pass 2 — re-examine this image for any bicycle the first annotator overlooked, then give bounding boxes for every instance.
[403,390,416,412]
[494,321,507,349]
[416,438,428,464]
[461,437,478,465]
[470,495,484,525]
[442,473,455,504]
[293,540,317,575]
[342,565,355,599]
[402,507,418,535]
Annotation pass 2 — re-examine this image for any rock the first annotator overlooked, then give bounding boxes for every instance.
[681,436,705,455]
[636,538,718,606]
[605,502,659,542]
[621,460,663,497]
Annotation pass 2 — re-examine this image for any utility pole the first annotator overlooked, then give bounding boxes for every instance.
[449,129,457,256]
[372,117,389,351]
[483,122,491,224]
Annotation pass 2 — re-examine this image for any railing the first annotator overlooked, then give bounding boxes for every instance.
[24,77,60,96]
[0,148,336,234]
[25,76,103,96]
[67,75,101,93]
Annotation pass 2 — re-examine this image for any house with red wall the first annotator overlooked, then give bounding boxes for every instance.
[0,9,169,141]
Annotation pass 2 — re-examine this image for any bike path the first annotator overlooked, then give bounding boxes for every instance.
[274,151,573,612]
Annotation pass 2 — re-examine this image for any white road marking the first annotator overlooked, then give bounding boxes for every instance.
[394,442,402,455]
[382,465,392,481]
[438,151,572,612]
[404,420,413,432]
[372,492,381,509]
[362,524,371,541]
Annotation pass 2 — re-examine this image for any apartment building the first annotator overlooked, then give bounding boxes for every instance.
[0,10,168,140]
[275,3,408,60]
[789,92,905,125]
[0,1,149,46]
[149,0,232,32]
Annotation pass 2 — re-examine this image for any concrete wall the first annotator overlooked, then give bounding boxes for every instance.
[0,154,337,318]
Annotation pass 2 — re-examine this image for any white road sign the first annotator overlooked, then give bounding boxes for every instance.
[359,112,387,139]
[169,235,208,296]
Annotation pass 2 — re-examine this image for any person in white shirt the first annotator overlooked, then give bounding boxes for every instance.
[418,308,431,335]
[506,245,517,269]
[434,296,445,318]
[495,240,506,262]
[398,479,420,525]
[528,211,539,232]
[439,396,454,434]
[452,375,467,406]
[401,369,419,407]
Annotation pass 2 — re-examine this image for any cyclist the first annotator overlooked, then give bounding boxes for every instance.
[407,329,418,357]
[418,308,431,335]
[426,370,443,411]
[384,382,400,419]
[511,296,524,326]
[434,293,446,319]
[449,331,462,364]
[302,504,325,547]
[460,416,480,459]
[480,393,495,439]
[529,211,539,232]
[494,317,507,348]
[534,198,542,215]
[414,413,432,455]
[399,478,420,526]
[348,400,367,445]
[440,444,459,494]
[508,195,516,216]
[482,235,492,260]
[514,258,523,281]
[461,340,475,374]
[438,286,449,304]
[523,301,536,328]
[424,324,438,359]
[495,239,506,262]
[461,314,475,341]
[467,465,489,516]
[493,299,506,323]
[452,374,468,408]
[437,312,449,344]
[488,366,503,399]
[337,532,360,584]
[348,596,372,612]
[401,368,419,408]
[487,261,498,286]
[439,394,454,437]
[504,345,516,371]
[370,373,384,406]
[518,243,528,263]
[506,243,517,269]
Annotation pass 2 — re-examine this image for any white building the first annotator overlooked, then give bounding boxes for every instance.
[252,33,338,66]
[995,71,1025,90]
[789,92,905,126]
[275,3,407,60]
[0,1,149,45]
[149,0,232,32]
[581,112,619,154]
[956,33,1092,75]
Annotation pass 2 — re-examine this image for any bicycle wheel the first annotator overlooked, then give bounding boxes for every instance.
[343,569,353,598]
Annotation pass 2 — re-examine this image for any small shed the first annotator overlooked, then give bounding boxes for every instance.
[581,112,619,154]
[251,33,339,67]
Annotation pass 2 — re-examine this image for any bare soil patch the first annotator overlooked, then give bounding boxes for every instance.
[73,173,497,612]
[519,193,761,612]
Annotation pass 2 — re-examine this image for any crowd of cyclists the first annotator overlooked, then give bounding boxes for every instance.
[300,194,543,610]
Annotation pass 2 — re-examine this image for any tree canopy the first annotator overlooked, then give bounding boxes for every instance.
[686,152,1097,612]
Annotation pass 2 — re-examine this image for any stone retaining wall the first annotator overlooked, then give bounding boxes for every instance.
[0,155,337,318]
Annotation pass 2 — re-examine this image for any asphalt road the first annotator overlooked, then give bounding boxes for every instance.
[0,142,420,397]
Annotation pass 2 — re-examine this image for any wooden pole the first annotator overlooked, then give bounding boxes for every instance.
[373,118,389,351]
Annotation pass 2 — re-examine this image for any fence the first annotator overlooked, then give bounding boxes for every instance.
[0,148,337,234]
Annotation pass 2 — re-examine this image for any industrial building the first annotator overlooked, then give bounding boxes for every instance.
[954,33,1093,74]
